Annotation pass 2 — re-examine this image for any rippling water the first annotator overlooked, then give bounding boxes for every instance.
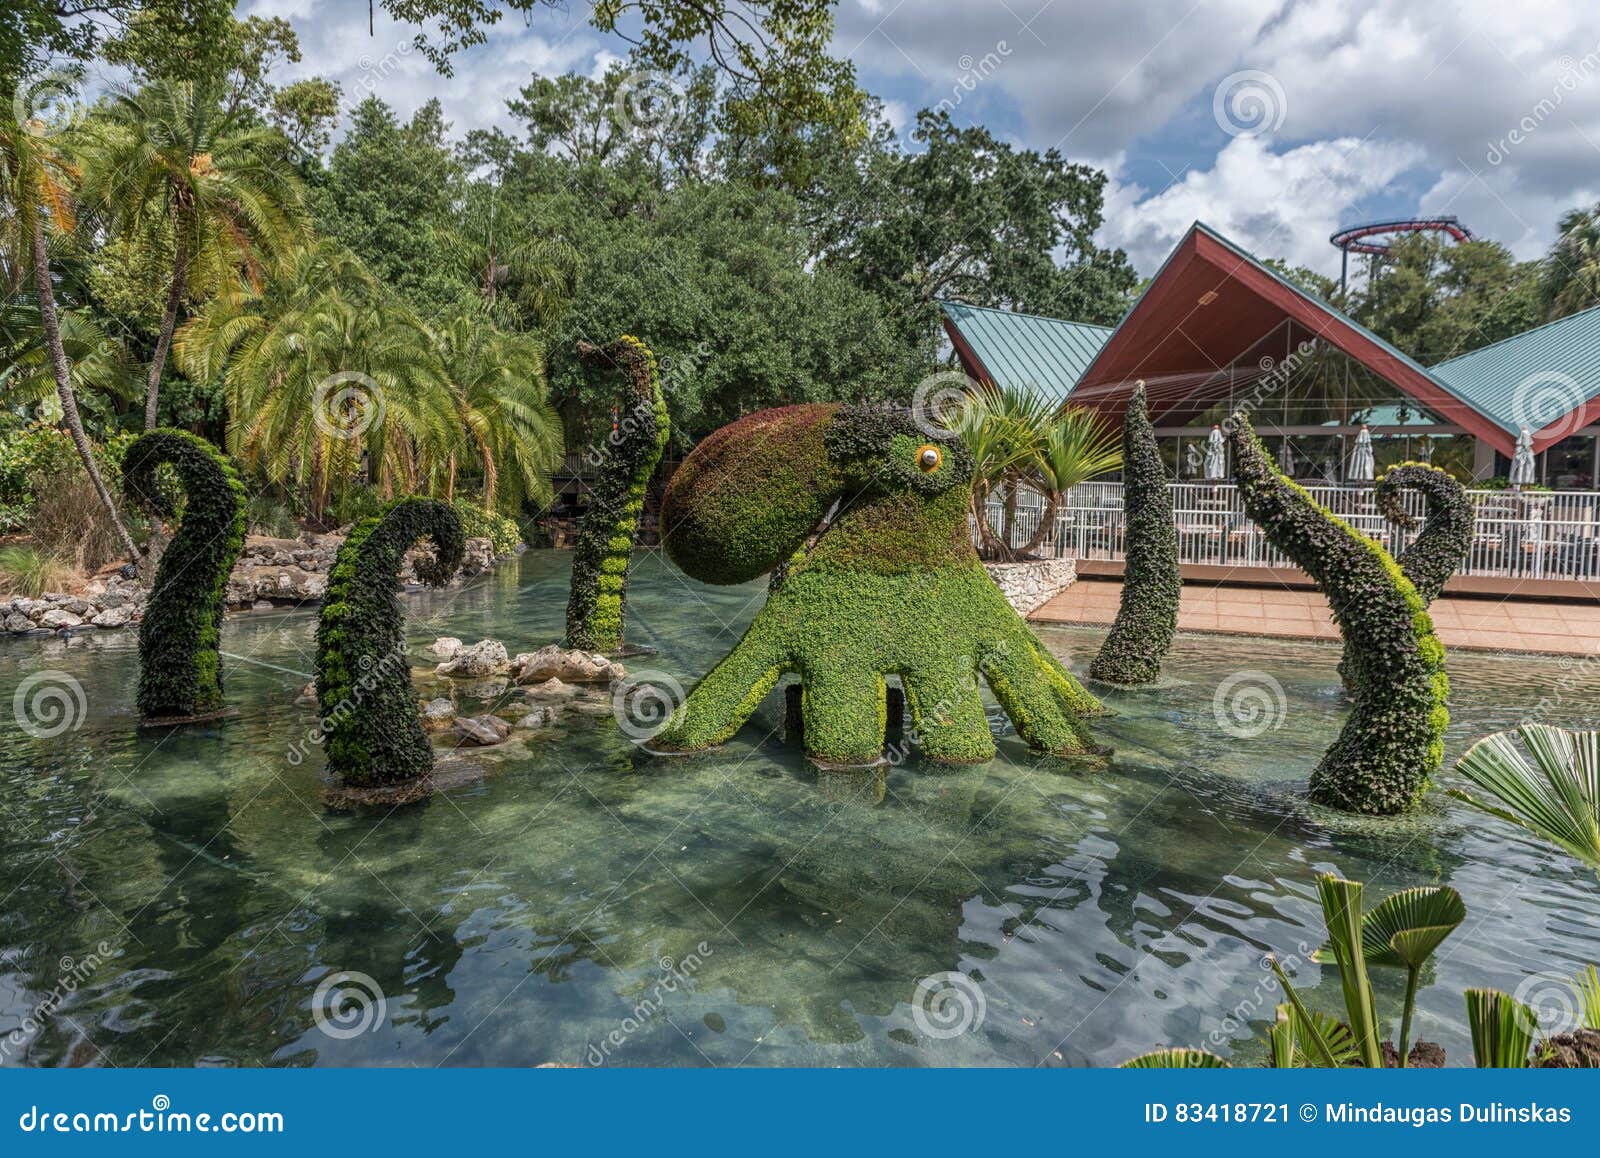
[1,550,1596,1067]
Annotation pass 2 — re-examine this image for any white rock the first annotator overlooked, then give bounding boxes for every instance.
[5,613,33,633]
[421,698,457,731]
[38,608,83,629]
[90,605,133,628]
[513,644,614,684]
[436,638,509,678]
[430,636,464,661]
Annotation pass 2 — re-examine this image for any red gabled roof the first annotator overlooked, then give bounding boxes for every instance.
[1068,224,1521,456]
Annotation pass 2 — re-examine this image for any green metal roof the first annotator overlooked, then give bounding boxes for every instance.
[941,300,1112,404]
[1427,304,1600,436]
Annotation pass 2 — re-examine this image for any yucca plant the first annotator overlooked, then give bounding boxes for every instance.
[1449,724,1600,876]
[1312,884,1466,1066]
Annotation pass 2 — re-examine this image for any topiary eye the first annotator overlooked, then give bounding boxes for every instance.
[916,444,942,472]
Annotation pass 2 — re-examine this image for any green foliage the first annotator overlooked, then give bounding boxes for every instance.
[121,429,246,719]
[1120,1048,1228,1069]
[564,336,668,652]
[1540,203,1600,320]
[1449,724,1600,875]
[1229,413,1448,814]
[1466,989,1539,1068]
[654,404,1101,765]
[1374,462,1474,604]
[315,498,464,788]
[452,501,521,556]
[0,545,71,597]
[1090,383,1178,685]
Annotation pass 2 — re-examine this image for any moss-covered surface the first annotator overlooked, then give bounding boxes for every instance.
[1229,415,1447,815]
[565,335,669,653]
[315,498,465,789]
[1374,462,1474,604]
[1090,382,1179,685]
[653,405,1102,765]
[121,430,247,720]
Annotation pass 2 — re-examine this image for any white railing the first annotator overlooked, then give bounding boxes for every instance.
[983,483,1600,584]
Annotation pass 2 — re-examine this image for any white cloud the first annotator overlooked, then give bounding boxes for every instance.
[1100,136,1428,274]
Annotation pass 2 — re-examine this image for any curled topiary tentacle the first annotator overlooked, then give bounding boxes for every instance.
[121,430,247,721]
[1090,382,1179,685]
[315,498,465,791]
[651,404,1101,766]
[1228,415,1448,814]
[1375,462,1474,605]
[565,335,669,653]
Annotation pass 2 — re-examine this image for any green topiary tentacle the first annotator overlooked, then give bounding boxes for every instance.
[1375,462,1474,604]
[121,430,247,720]
[1228,414,1449,814]
[315,498,465,789]
[565,335,669,653]
[1090,382,1179,685]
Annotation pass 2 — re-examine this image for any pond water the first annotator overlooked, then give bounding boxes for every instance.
[2,549,1597,1068]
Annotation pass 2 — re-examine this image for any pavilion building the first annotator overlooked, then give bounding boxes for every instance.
[943,222,1600,491]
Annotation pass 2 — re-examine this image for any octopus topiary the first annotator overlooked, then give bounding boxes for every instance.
[121,430,247,722]
[1375,462,1475,604]
[1229,414,1452,814]
[1090,382,1179,685]
[650,403,1103,767]
[565,335,669,653]
[315,498,465,798]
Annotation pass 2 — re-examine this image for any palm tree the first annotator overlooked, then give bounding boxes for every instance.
[0,108,140,561]
[177,243,457,519]
[955,382,1121,562]
[1541,204,1600,320]
[1449,724,1600,875]
[430,313,563,513]
[439,190,582,332]
[81,77,306,430]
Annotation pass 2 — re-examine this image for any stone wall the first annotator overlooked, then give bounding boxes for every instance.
[983,558,1078,617]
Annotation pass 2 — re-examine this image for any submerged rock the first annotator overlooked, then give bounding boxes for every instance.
[436,638,510,678]
[513,644,615,684]
[452,714,512,746]
[421,698,457,731]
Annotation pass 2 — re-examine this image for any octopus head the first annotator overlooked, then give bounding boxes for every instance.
[661,403,972,585]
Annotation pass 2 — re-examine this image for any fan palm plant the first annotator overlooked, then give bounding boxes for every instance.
[955,382,1120,562]
[1449,724,1600,876]
[80,77,307,429]
[0,106,139,561]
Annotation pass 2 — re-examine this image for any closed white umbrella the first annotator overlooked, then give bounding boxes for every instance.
[1347,424,1375,483]
[1203,424,1227,480]
[1277,439,1297,477]
[1510,427,1538,488]
[1184,442,1202,478]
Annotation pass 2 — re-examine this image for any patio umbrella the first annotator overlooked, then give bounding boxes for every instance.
[1203,425,1227,480]
[1347,424,1375,483]
[1184,442,1202,478]
[1510,426,1537,488]
[1277,439,1297,477]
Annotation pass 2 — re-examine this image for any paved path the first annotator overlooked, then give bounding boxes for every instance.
[1031,579,1600,657]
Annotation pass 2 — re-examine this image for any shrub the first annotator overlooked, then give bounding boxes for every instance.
[121,431,248,721]
[246,494,300,538]
[315,498,464,790]
[1228,414,1450,814]
[565,336,669,652]
[452,501,522,556]
[1090,382,1179,685]
[0,546,72,598]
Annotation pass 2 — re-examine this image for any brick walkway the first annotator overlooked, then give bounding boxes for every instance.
[1031,579,1600,657]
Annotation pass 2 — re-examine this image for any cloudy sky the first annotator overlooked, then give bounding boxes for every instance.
[245,0,1600,277]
